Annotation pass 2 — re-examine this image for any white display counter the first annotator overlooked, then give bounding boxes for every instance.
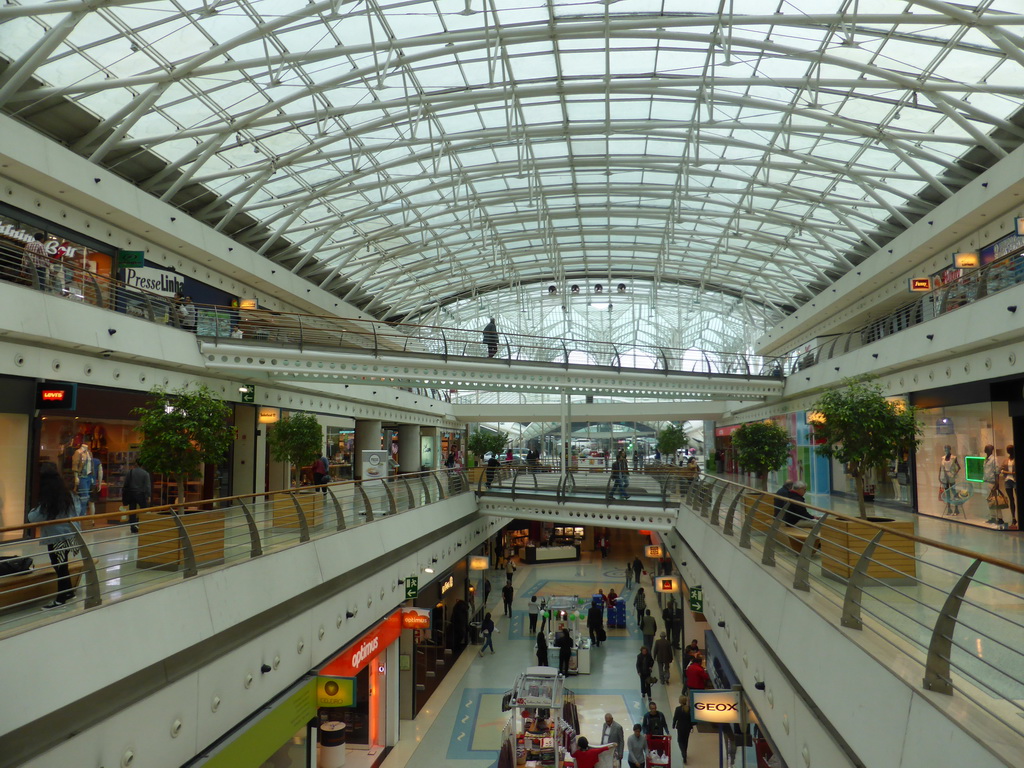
[522,544,580,563]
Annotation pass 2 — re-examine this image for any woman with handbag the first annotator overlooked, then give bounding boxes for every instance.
[1002,445,1016,528]
[984,444,1009,527]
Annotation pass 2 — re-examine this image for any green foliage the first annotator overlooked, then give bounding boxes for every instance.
[467,429,508,459]
[133,385,236,502]
[812,377,922,517]
[656,423,689,457]
[266,412,323,482]
[732,420,792,490]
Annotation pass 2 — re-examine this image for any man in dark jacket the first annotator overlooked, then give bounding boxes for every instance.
[587,602,604,647]
[501,582,514,617]
[555,625,574,675]
[482,317,499,357]
[780,481,815,526]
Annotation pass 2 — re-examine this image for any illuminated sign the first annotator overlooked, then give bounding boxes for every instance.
[401,608,431,629]
[316,676,356,707]
[953,252,979,269]
[908,278,931,292]
[117,250,145,268]
[239,298,259,309]
[258,407,280,424]
[645,544,663,558]
[655,577,678,593]
[36,382,77,410]
[689,585,704,613]
[440,575,455,595]
[468,555,489,571]
[964,456,986,483]
[1017,217,1024,237]
[691,690,742,724]
[321,612,401,678]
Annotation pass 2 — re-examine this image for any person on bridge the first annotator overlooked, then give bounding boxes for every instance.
[482,317,499,357]
[610,450,630,500]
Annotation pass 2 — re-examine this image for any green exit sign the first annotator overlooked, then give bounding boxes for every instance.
[118,250,145,268]
[404,576,418,599]
[239,385,255,403]
[689,585,704,614]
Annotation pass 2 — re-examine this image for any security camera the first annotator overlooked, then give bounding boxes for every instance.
[100,350,113,359]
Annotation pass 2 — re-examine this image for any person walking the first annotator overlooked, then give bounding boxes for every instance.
[505,556,515,583]
[609,450,630,500]
[121,457,151,534]
[538,597,549,634]
[483,576,492,606]
[536,630,549,666]
[601,713,625,767]
[485,454,500,489]
[27,465,81,609]
[624,562,633,589]
[479,612,496,655]
[636,646,655,700]
[642,700,669,736]
[555,624,573,675]
[587,600,604,647]
[312,451,330,494]
[672,695,694,764]
[625,724,646,768]
[501,582,514,617]
[632,556,643,585]
[21,232,49,290]
[652,631,673,684]
[528,595,540,634]
[633,586,647,626]
[482,317,499,358]
[640,609,657,650]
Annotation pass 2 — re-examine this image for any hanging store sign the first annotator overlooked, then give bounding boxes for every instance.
[655,577,678,593]
[36,381,77,410]
[404,576,419,599]
[691,690,742,724]
[401,608,431,629]
[316,677,356,707]
[122,266,184,297]
[117,250,145,268]
[908,277,931,292]
[440,574,455,595]
[258,407,280,424]
[321,611,401,678]
[645,544,663,558]
[953,252,979,269]
[468,555,489,571]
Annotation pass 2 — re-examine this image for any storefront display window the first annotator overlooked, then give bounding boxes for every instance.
[915,402,1012,528]
[326,427,354,479]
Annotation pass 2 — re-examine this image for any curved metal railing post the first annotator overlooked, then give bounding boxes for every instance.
[738,493,768,549]
[68,527,102,608]
[686,477,701,507]
[167,507,198,577]
[380,480,398,515]
[433,472,447,499]
[325,487,346,531]
[699,480,713,517]
[418,475,432,505]
[356,482,375,521]
[709,483,729,526]
[722,493,742,536]
[237,499,264,557]
[761,507,788,566]
[793,515,828,591]
[401,477,415,509]
[287,491,311,543]
[922,558,982,695]
[840,530,885,630]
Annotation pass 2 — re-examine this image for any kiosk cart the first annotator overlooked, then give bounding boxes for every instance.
[545,596,592,674]
[500,667,580,768]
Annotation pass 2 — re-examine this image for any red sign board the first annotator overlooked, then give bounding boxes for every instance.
[715,424,741,437]
[35,382,77,410]
[908,277,931,292]
[321,611,401,678]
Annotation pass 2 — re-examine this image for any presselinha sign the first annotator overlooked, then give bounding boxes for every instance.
[691,689,742,724]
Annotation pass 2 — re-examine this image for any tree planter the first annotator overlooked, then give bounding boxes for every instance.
[741,491,777,534]
[820,517,917,583]
[136,510,225,570]
[271,490,324,529]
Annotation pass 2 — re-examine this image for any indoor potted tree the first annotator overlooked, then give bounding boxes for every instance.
[265,411,325,527]
[731,420,793,530]
[656,423,689,462]
[812,377,922,580]
[133,384,236,568]
[467,429,509,485]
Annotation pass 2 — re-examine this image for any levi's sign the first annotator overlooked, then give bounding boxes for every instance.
[691,690,742,724]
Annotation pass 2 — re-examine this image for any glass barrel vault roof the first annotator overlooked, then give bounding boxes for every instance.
[1,1,1023,353]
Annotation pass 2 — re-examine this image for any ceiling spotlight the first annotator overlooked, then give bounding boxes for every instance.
[424,566,435,574]
[570,284,580,293]
[548,285,557,294]
[617,283,626,293]
[594,284,603,293]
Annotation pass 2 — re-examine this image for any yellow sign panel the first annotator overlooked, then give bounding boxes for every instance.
[468,555,489,570]
[691,689,742,724]
[654,576,678,593]
[953,252,979,268]
[908,277,931,292]
[258,407,281,424]
[317,676,356,707]
[645,544,662,558]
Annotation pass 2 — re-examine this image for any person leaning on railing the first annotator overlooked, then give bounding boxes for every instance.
[27,464,82,609]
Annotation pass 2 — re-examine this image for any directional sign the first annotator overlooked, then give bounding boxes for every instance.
[689,585,704,613]
[239,385,255,403]
[404,576,419,600]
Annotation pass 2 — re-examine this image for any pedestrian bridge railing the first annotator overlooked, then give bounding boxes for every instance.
[680,476,1024,758]
[0,468,470,638]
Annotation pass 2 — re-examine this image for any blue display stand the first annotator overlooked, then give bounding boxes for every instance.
[607,597,627,628]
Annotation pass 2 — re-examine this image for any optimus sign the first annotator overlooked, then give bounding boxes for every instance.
[320,611,401,678]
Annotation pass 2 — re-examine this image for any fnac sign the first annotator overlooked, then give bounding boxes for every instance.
[321,611,401,678]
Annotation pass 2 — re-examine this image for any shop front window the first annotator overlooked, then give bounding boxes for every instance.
[327,427,354,479]
[915,402,1012,527]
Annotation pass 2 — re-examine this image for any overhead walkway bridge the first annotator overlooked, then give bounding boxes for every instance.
[196,306,785,400]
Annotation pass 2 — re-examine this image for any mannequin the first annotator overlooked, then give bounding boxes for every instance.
[1001,444,1016,528]
[983,444,1004,527]
[938,446,961,517]
[72,443,94,512]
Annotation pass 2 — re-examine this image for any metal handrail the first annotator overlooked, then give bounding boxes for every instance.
[0,468,468,636]
[774,245,1024,376]
[679,476,1024,751]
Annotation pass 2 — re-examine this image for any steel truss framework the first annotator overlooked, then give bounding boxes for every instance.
[2,0,1023,354]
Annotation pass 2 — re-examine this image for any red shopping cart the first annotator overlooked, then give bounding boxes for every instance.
[646,734,672,767]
